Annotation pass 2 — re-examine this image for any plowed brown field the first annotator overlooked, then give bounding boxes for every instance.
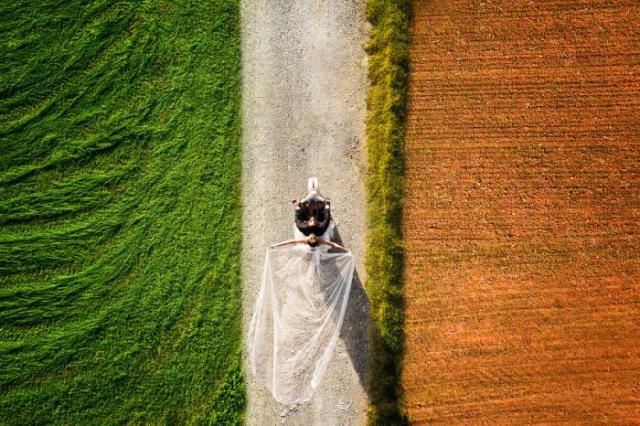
[402,1,640,423]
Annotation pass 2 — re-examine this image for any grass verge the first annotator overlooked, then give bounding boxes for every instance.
[0,0,244,423]
[363,0,412,424]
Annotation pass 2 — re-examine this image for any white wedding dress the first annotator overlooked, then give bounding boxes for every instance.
[247,222,354,404]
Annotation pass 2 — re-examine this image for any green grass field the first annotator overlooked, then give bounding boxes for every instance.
[0,0,245,423]
[364,0,411,423]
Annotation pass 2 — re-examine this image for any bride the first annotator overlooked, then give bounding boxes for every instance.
[247,178,355,404]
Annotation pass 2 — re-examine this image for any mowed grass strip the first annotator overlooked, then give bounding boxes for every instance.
[0,0,244,423]
[364,0,411,424]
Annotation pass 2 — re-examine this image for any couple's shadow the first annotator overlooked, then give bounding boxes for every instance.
[329,227,372,397]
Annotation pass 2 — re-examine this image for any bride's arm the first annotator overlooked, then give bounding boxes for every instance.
[317,238,349,252]
[270,238,309,249]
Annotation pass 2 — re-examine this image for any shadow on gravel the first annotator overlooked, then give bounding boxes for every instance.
[332,227,372,397]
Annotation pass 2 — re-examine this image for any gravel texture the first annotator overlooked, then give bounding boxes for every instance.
[240,1,370,424]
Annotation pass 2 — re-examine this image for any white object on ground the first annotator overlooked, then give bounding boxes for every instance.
[308,177,319,193]
[247,228,354,404]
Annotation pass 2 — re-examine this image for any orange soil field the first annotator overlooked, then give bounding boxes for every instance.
[401,0,640,423]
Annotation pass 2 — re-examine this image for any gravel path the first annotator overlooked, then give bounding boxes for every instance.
[240,1,370,424]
